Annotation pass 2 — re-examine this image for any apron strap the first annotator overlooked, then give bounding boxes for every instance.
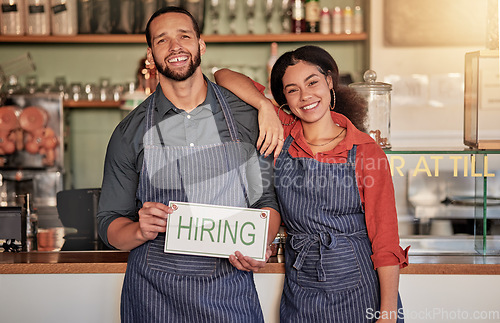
[144,94,156,146]
[210,81,250,206]
[347,144,357,165]
[210,81,240,142]
[282,135,294,152]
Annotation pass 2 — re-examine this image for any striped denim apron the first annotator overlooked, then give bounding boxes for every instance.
[120,82,264,323]
[276,136,403,322]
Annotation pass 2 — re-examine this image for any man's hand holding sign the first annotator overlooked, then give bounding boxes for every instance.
[164,202,272,272]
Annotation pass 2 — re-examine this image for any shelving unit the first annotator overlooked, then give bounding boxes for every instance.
[1,32,365,110]
[1,27,369,190]
[0,33,367,44]
[63,100,122,108]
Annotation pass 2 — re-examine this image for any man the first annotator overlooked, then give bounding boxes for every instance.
[96,6,281,322]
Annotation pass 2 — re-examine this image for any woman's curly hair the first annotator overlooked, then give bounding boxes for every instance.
[270,45,367,132]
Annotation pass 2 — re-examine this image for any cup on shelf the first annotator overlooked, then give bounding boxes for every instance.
[112,84,124,102]
[70,82,82,101]
[54,76,68,98]
[83,83,97,101]
[25,75,39,94]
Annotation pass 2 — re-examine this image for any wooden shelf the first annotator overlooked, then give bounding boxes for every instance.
[0,34,146,44]
[0,32,367,44]
[63,100,123,108]
[204,32,367,43]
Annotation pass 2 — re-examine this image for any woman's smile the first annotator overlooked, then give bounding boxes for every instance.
[301,102,319,111]
[282,61,333,124]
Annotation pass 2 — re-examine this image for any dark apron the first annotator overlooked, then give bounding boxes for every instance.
[120,82,264,323]
[275,135,404,322]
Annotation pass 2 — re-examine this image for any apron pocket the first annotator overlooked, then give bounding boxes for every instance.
[296,237,361,292]
[146,235,217,277]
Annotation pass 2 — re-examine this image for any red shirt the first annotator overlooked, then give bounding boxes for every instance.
[279,109,409,269]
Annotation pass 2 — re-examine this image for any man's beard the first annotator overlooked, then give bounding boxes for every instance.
[154,49,202,82]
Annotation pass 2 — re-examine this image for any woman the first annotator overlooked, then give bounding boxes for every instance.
[216,45,409,322]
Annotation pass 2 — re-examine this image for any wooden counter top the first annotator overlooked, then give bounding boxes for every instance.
[1,252,500,275]
[0,251,129,274]
[0,251,285,274]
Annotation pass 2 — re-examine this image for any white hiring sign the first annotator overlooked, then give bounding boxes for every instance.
[164,201,270,261]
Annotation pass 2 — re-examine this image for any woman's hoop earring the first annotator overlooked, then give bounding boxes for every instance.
[278,103,297,126]
[330,89,336,111]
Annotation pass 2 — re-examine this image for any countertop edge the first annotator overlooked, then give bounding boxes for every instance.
[0,262,128,274]
[2,262,500,275]
[400,263,500,275]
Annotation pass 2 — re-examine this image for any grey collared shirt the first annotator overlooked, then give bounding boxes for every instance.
[97,80,278,247]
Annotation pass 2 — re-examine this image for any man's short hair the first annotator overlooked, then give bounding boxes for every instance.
[145,6,201,47]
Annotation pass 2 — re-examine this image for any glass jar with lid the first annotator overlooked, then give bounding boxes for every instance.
[349,70,392,149]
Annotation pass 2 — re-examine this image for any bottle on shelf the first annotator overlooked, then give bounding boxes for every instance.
[252,0,267,34]
[281,0,292,33]
[113,0,135,34]
[343,6,353,35]
[183,0,204,32]
[93,0,112,34]
[216,0,231,35]
[77,0,93,34]
[245,0,255,34]
[319,7,330,35]
[353,5,363,34]
[291,0,305,34]
[232,0,249,35]
[162,0,181,6]
[136,0,158,33]
[21,193,38,252]
[268,0,283,34]
[304,0,319,33]
[266,42,278,98]
[202,0,216,35]
[331,6,342,35]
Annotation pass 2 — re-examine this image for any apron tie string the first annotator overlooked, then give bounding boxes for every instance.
[289,231,337,282]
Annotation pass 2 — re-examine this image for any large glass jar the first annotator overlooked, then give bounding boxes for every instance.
[349,70,392,149]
